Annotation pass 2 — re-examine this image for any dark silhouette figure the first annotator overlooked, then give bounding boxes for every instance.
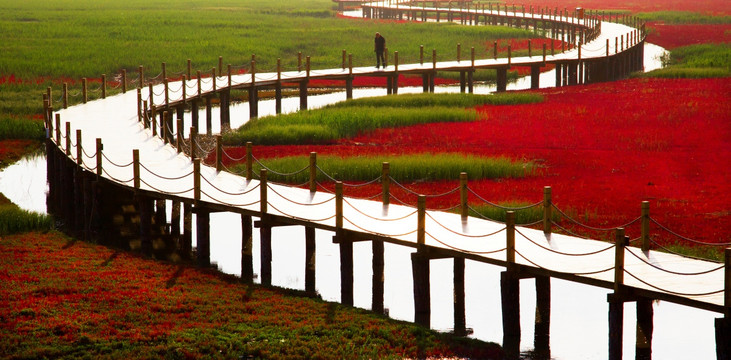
[374,32,386,68]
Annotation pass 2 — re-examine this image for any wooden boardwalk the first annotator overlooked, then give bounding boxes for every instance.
[43,3,730,359]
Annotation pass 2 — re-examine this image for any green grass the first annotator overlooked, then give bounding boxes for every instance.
[639,43,731,78]
[0,0,537,79]
[326,92,543,108]
[0,204,53,235]
[233,153,535,183]
[225,106,477,145]
[0,117,45,141]
[636,11,731,24]
[225,93,543,145]
[659,242,725,262]
[467,201,556,225]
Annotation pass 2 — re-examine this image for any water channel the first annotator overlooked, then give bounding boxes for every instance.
[0,43,719,359]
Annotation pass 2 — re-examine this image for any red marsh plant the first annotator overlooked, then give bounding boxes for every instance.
[0,232,503,359]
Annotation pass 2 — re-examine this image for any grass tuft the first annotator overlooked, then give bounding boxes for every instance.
[0,205,53,235]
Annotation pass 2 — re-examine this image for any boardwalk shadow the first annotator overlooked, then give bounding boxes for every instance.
[100,251,120,267]
[165,265,185,289]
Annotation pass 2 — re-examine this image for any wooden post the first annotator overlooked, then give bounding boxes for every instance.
[276,58,283,113]
[75,129,82,166]
[193,159,200,201]
[534,276,551,359]
[182,203,192,260]
[305,226,316,295]
[95,138,103,177]
[63,83,68,109]
[215,135,222,172]
[420,45,424,65]
[218,56,223,75]
[190,126,198,160]
[212,67,216,90]
[171,201,181,247]
[139,65,144,87]
[309,152,317,192]
[457,43,461,62]
[609,228,628,360]
[245,141,253,181]
[614,228,627,293]
[260,169,272,286]
[82,78,88,103]
[496,67,507,92]
[454,257,466,336]
[65,122,71,155]
[132,149,140,189]
[417,195,426,246]
[372,239,384,314]
[380,162,390,205]
[121,69,127,93]
[494,41,498,60]
[636,298,654,360]
[641,201,650,252]
[196,207,211,267]
[412,250,430,328]
[187,59,191,79]
[460,172,468,220]
[164,79,169,106]
[241,214,253,283]
[176,118,183,153]
[101,74,106,98]
[543,186,552,234]
[715,248,731,359]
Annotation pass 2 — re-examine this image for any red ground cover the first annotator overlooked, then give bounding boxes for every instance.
[236,78,730,245]
[509,0,729,15]
[645,22,731,49]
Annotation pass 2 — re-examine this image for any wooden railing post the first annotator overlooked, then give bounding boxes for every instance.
[432,49,437,70]
[528,39,532,57]
[543,43,547,63]
[506,210,516,268]
[139,65,144,87]
[335,181,343,229]
[194,158,201,201]
[382,162,390,205]
[215,135,222,172]
[641,201,650,252]
[260,168,268,215]
[82,78,87,103]
[133,149,140,189]
[543,186,552,234]
[121,69,127,93]
[417,195,426,246]
[508,45,512,65]
[218,56,223,74]
[187,59,191,79]
[725,248,731,313]
[471,46,475,67]
[342,49,346,69]
[228,64,232,87]
[614,228,627,292]
[246,142,253,181]
[306,56,311,78]
[101,74,106,98]
[63,83,68,109]
[75,129,82,166]
[460,172,468,220]
[95,138,103,177]
[176,118,183,153]
[190,126,198,159]
[196,70,202,97]
[394,51,399,72]
[65,122,71,155]
[55,114,61,145]
[420,45,424,65]
[309,152,317,192]
[137,88,142,122]
[494,40,498,59]
[212,67,216,90]
[349,54,353,75]
[457,43,461,62]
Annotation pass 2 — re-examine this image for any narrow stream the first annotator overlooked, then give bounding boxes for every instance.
[1,43,718,360]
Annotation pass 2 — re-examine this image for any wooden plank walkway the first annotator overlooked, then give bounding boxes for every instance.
[45,3,729,357]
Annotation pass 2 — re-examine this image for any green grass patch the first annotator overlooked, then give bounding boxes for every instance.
[659,242,725,262]
[467,201,556,225]
[0,204,53,235]
[225,106,476,145]
[234,153,535,183]
[0,117,45,141]
[327,92,543,108]
[636,11,731,24]
[638,43,731,78]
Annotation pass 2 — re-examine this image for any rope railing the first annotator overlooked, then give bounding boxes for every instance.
[316,165,382,187]
[552,203,642,232]
[140,164,194,181]
[201,175,260,196]
[101,153,134,168]
[267,201,337,223]
[101,167,134,184]
[624,269,724,297]
[516,227,616,257]
[343,198,418,221]
[625,248,725,276]
[343,216,418,238]
[199,189,261,208]
[425,230,508,255]
[389,176,460,198]
[252,156,311,177]
[650,217,731,246]
[426,212,507,238]
[467,188,543,210]
[268,185,336,207]
[139,178,194,196]
[515,248,616,275]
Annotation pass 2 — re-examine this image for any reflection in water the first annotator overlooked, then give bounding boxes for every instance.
[0,42,715,360]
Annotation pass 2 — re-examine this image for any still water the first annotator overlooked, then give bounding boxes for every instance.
[0,43,718,359]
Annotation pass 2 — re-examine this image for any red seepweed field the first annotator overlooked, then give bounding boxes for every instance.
[242,77,731,247]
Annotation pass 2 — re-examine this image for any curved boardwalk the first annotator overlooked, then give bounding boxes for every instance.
[43,2,730,359]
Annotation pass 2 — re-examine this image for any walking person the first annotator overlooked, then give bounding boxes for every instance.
[374,32,386,69]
